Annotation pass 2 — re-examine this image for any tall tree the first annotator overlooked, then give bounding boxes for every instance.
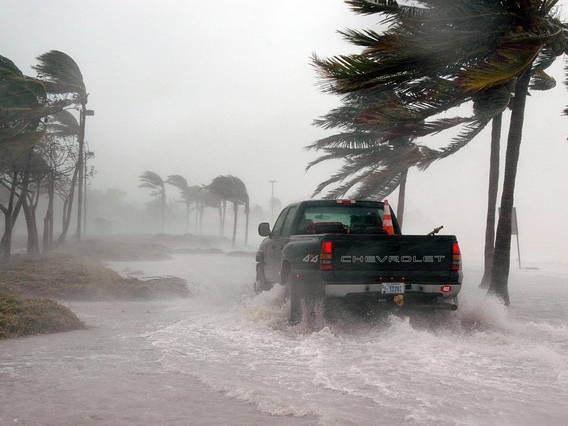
[139,171,166,233]
[166,175,202,233]
[208,175,249,246]
[312,0,567,303]
[46,111,81,245]
[33,50,89,241]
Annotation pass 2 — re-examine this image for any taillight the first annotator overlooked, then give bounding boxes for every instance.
[335,199,356,204]
[451,242,461,271]
[320,240,333,270]
[441,285,452,293]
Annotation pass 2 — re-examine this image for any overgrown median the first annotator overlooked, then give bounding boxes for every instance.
[0,254,190,339]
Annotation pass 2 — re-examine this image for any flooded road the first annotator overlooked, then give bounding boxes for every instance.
[2,253,568,425]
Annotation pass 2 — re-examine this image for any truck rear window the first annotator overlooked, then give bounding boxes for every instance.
[296,206,387,235]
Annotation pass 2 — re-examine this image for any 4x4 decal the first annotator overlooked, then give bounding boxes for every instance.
[302,254,319,263]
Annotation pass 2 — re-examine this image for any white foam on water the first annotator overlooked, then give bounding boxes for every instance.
[113,255,568,425]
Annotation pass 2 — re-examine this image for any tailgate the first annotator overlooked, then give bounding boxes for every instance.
[327,235,456,283]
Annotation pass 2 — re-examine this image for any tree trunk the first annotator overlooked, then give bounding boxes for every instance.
[22,198,40,255]
[218,205,223,235]
[1,158,32,259]
[0,171,19,260]
[57,161,80,244]
[160,188,165,234]
[42,177,54,251]
[489,69,532,305]
[221,200,227,236]
[244,203,249,246]
[185,203,190,234]
[76,105,86,240]
[480,114,502,288]
[397,169,408,230]
[232,202,238,247]
[1,214,14,261]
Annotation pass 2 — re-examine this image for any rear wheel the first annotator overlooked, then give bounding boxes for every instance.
[254,263,272,293]
[285,268,325,329]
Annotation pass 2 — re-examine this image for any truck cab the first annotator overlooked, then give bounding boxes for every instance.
[256,200,462,324]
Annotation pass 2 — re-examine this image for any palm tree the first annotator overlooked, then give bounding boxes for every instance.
[33,50,89,241]
[46,111,81,244]
[227,176,249,247]
[0,55,71,147]
[139,171,166,233]
[208,175,249,246]
[208,175,235,237]
[313,0,567,303]
[166,175,205,233]
[197,187,222,234]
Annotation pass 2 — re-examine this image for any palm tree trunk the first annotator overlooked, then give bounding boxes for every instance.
[57,161,80,244]
[185,203,190,234]
[480,113,502,288]
[160,187,165,234]
[232,202,238,247]
[396,169,408,230]
[221,200,227,236]
[489,69,532,305]
[218,205,223,235]
[75,105,86,240]
[244,203,249,245]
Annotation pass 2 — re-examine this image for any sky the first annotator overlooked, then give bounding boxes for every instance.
[1,0,567,263]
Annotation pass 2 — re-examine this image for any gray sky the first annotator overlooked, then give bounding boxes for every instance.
[2,0,567,263]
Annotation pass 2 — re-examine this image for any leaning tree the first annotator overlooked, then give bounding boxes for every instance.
[313,0,567,303]
[34,50,90,241]
[139,171,167,233]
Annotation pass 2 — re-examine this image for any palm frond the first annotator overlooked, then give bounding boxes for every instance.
[139,171,164,189]
[33,50,86,99]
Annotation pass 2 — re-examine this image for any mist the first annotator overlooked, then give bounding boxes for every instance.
[1,1,568,425]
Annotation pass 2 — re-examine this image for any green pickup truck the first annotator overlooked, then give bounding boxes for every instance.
[255,200,462,324]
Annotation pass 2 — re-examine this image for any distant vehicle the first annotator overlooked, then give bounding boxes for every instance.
[255,200,462,324]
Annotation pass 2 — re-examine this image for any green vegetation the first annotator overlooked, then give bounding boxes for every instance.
[1,50,93,259]
[0,294,84,339]
[0,254,190,300]
[311,0,567,304]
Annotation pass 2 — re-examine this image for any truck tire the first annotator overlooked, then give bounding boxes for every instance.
[289,277,303,325]
[286,268,325,328]
[254,263,272,294]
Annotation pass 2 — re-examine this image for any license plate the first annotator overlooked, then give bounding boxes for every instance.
[381,283,404,294]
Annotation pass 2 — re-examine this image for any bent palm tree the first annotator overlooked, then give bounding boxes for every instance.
[313,0,567,303]
[208,175,249,246]
[47,111,81,244]
[34,50,89,241]
[139,171,166,233]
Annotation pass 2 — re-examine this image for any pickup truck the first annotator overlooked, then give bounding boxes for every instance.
[255,200,462,324]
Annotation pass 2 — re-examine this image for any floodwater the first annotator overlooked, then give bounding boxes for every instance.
[2,253,568,425]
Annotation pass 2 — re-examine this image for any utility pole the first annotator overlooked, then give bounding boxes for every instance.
[269,180,277,219]
[83,149,88,237]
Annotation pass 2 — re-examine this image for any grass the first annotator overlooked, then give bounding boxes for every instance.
[0,294,84,339]
[0,254,190,300]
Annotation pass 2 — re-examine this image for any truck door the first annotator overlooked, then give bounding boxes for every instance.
[264,207,289,282]
[269,206,298,282]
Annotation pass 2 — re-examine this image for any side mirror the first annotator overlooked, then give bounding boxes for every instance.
[258,222,271,237]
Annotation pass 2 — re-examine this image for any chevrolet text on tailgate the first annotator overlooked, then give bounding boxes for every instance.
[255,200,462,324]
